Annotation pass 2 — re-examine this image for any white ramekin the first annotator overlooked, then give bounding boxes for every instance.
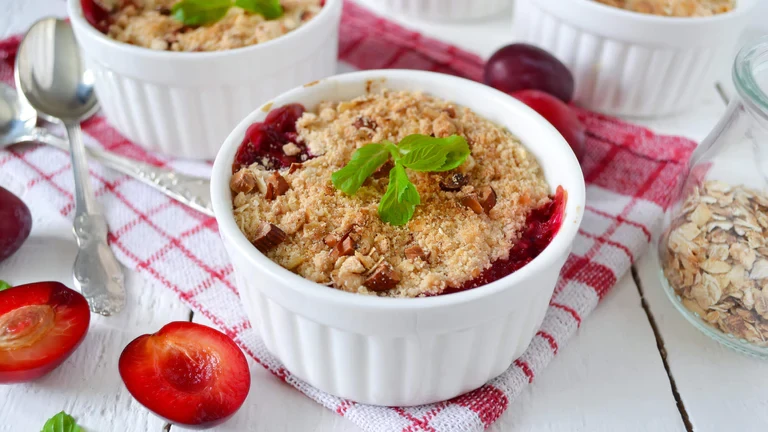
[514,0,757,117]
[67,0,342,160]
[358,0,513,22]
[211,70,585,406]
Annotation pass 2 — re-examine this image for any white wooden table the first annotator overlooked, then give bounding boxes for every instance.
[2,1,768,431]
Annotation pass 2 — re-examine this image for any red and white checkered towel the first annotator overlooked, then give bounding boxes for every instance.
[0,2,698,431]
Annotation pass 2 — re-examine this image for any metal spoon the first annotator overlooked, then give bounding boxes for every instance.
[0,83,214,216]
[16,18,125,316]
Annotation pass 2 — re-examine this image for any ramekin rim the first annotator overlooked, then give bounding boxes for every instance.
[538,0,755,25]
[211,69,586,311]
[66,0,341,59]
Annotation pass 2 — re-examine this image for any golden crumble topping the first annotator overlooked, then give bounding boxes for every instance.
[103,0,321,51]
[594,0,735,16]
[231,90,551,298]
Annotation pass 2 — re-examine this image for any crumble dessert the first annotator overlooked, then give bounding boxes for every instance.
[88,0,321,51]
[594,0,735,16]
[230,89,564,298]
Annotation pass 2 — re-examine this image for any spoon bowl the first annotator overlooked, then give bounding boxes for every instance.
[15,19,99,123]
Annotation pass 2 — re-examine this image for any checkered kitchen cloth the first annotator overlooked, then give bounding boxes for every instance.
[0,2,699,431]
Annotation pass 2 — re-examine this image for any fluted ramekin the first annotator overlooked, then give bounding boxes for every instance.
[67,0,342,160]
[211,70,585,406]
[358,0,512,22]
[514,0,756,117]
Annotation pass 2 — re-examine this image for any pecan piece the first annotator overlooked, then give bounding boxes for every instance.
[439,173,468,191]
[264,172,289,200]
[478,186,497,213]
[288,163,303,174]
[405,245,429,261]
[365,261,400,292]
[324,234,338,247]
[230,169,257,194]
[252,223,286,253]
[330,229,355,259]
[353,116,377,130]
[460,194,484,214]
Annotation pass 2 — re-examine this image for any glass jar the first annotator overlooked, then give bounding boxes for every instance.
[658,36,768,358]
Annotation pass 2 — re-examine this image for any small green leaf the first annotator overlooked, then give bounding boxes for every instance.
[378,163,420,226]
[0,280,10,291]
[235,0,284,19]
[398,134,470,172]
[331,143,392,195]
[41,411,83,432]
[172,0,232,26]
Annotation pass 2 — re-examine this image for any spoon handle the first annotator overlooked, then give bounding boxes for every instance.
[65,122,126,316]
[31,128,213,216]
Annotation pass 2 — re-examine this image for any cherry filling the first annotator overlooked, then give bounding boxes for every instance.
[233,104,313,172]
[81,0,112,33]
[446,185,567,294]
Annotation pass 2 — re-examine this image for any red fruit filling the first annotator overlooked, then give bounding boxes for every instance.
[513,89,586,161]
[446,186,567,294]
[233,104,312,172]
[119,322,251,428]
[484,43,575,103]
[0,282,90,383]
[0,186,32,263]
[81,0,112,33]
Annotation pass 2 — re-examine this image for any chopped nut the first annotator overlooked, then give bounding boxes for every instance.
[460,194,484,215]
[353,116,377,130]
[478,186,497,213]
[288,163,303,174]
[283,143,301,156]
[405,245,430,261]
[265,172,290,200]
[230,169,257,193]
[364,261,400,292]
[439,173,468,191]
[330,230,355,259]
[324,234,338,247]
[252,223,287,253]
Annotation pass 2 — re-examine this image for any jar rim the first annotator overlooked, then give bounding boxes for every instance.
[734,35,768,117]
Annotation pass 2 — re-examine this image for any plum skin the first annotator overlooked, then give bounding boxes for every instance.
[0,187,32,263]
[484,43,575,103]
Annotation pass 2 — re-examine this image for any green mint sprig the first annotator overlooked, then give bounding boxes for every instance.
[0,280,11,291]
[332,134,470,226]
[41,411,83,432]
[172,0,283,26]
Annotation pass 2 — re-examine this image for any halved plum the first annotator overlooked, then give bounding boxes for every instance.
[119,322,251,429]
[0,281,91,383]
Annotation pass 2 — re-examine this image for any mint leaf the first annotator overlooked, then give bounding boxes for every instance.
[378,163,420,226]
[398,134,470,172]
[332,143,392,195]
[41,412,83,432]
[0,280,11,291]
[172,0,232,26]
[235,0,284,19]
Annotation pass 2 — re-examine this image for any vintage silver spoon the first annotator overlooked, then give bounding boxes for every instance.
[16,18,125,316]
[0,83,214,216]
